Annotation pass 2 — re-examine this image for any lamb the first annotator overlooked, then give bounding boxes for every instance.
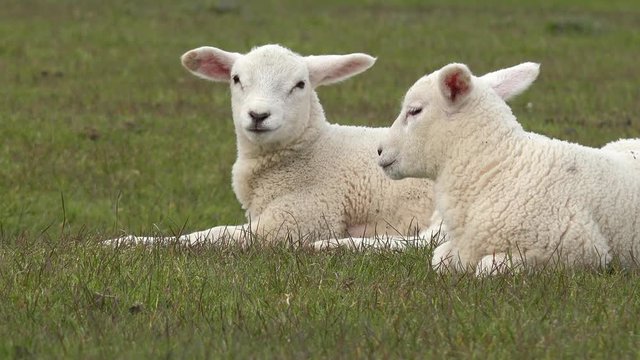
[111,44,436,247]
[312,63,541,250]
[377,61,640,275]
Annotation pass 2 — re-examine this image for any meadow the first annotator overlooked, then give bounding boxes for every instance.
[1,0,640,358]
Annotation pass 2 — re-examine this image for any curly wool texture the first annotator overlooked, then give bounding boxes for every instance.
[233,122,434,242]
[379,62,640,273]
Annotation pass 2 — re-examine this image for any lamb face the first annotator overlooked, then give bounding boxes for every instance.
[378,75,437,180]
[229,46,313,147]
[378,64,476,181]
[181,44,375,150]
[378,62,540,181]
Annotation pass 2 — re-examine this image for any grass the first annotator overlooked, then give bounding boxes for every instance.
[4,237,640,358]
[1,0,640,358]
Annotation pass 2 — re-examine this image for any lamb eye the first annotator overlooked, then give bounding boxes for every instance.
[408,107,423,116]
[295,81,305,90]
[232,75,240,84]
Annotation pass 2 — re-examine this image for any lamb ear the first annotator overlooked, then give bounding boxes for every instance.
[305,53,376,87]
[181,46,242,82]
[481,62,540,101]
[438,63,473,104]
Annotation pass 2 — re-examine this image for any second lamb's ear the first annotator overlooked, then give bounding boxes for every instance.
[438,63,473,105]
[305,54,376,87]
[181,46,242,82]
[481,62,540,101]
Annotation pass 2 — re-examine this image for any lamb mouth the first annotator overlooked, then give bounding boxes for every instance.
[380,159,396,169]
[246,127,272,133]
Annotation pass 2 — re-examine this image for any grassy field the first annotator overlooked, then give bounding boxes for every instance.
[2,0,640,358]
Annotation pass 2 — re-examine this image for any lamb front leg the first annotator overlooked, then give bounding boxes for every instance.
[475,253,512,276]
[431,241,465,273]
[106,224,250,246]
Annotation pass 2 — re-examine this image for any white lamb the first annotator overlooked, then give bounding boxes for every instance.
[111,44,437,247]
[377,61,640,275]
[312,63,542,250]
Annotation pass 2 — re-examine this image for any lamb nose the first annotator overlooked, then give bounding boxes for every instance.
[249,111,271,122]
[377,147,383,156]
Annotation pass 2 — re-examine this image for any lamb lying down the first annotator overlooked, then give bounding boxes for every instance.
[377,61,640,275]
[109,44,437,247]
[312,62,544,250]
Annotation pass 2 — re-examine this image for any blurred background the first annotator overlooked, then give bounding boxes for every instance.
[1,0,639,237]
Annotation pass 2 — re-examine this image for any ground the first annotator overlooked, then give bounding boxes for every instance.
[1,0,640,358]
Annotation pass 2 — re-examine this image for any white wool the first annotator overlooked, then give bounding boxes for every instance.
[379,61,640,274]
[602,139,640,172]
[111,44,436,246]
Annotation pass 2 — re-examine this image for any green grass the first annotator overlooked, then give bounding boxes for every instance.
[4,237,640,358]
[1,0,640,358]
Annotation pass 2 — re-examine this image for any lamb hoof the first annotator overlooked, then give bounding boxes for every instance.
[475,253,511,276]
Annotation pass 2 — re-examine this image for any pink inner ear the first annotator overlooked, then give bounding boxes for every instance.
[333,60,365,79]
[321,58,368,83]
[445,71,469,102]
[198,52,232,79]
